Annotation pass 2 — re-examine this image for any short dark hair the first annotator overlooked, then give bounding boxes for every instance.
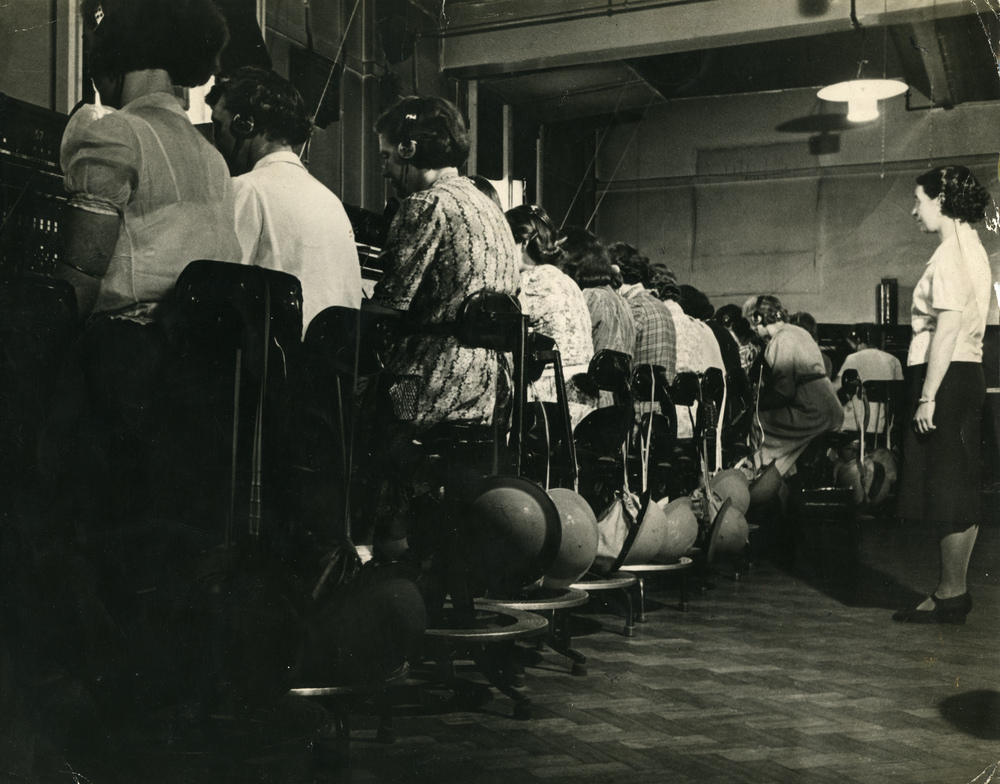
[80,0,229,87]
[561,227,612,288]
[679,284,714,320]
[789,311,817,339]
[467,175,502,210]
[607,242,648,285]
[915,165,991,224]
[847,323,876,346]
[375,96,470,170]
[506,204,563,265]
[714,304,754,342]
[648,263,680,303]
[206,67,312,146]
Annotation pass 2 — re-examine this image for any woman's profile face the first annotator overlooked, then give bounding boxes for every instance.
[912,185,943,234]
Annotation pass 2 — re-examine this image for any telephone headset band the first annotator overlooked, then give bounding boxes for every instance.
[751,307,783,326]
[397,111,418,154]
[397,103,463,158]
[526,204,556,235]
[230,110,256,140]
[223,76,266,141]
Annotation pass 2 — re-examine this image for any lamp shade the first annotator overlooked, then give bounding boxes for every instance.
[817,79,907,123]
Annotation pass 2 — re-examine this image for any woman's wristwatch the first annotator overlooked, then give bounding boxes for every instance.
[917,397,935,405]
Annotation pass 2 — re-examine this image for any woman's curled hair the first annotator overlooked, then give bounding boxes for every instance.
[206,67,312,147]
[506,204,564,266]
[607,242,648,286]
[80,0,229,87]
[916,165,991,224]
[375,96,470,170]
[561,226,612,287]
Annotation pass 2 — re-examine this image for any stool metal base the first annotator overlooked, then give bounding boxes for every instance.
[479,588,590,675]
[570,572,639,637]
[620,556,694,619]
[420,603,549,719]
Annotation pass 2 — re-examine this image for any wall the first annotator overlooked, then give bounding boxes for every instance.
[591,86,1000,324]
[1,1,57,108]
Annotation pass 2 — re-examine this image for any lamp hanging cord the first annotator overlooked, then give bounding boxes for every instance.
[299,0,364,160]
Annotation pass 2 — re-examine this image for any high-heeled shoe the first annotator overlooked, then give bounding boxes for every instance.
[892,593,972,625]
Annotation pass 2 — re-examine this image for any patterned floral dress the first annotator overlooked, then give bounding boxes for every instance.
[518,263,596,426]
[373,175,519,432]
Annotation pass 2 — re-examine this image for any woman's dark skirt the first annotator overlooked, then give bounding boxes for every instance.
[897,361,985,530]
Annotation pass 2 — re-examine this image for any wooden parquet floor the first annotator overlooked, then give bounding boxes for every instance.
[21,516,1000,784]
[341,517,1000,784]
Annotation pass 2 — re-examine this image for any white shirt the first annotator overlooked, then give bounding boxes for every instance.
[836,348,904,433]
[233,151,362,333]
[908,230,992,366]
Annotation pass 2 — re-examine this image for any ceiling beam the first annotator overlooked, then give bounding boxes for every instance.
[440,0,975,78]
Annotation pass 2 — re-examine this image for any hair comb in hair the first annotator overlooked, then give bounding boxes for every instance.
[94,4,105,27]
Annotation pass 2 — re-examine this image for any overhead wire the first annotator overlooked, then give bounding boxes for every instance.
[559,86,630,229]
[299,0,364,160]
[584,96,654,232]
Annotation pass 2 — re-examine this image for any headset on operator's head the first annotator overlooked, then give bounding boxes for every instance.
[749,296,786,327]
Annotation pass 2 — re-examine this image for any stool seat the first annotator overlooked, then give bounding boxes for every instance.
[289,663,410,697]
[478,587,589,613]
[619,556,693,574]
[424,603,549,641]
[288,663,411,769]
[571,572,638,592]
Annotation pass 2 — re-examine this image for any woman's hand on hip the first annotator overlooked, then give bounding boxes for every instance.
[913,399,936,434]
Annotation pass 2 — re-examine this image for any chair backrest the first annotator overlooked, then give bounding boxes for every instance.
[304,305,390,378]
[588,349,632,395]
[454,290,524,352]
[172,260,303,357]
[631,363,670,404]
[701,367,725,410]
[861,379,899,404]
[861,378,903,447]
[669,371,702,407]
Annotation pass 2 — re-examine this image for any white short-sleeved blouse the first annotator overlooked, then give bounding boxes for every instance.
[908,231,991,366]
[61,92,241,316]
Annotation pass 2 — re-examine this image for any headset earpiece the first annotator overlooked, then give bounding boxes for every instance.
[397,141,416,160]
[230,112,256,140]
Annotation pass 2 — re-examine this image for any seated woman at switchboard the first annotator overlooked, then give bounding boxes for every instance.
[749,294,844,477]
[563,226,636,366]
[355,96,520,562]
[505,206,596,427]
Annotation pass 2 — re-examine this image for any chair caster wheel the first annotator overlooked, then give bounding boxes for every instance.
[513,701,532,720]
[571,663,587,677]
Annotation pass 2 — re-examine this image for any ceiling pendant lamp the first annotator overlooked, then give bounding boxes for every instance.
[817,0,907,123]
[817,78,908,123]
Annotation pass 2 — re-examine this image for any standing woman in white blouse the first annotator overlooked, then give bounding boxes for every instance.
[893,165,993,625]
